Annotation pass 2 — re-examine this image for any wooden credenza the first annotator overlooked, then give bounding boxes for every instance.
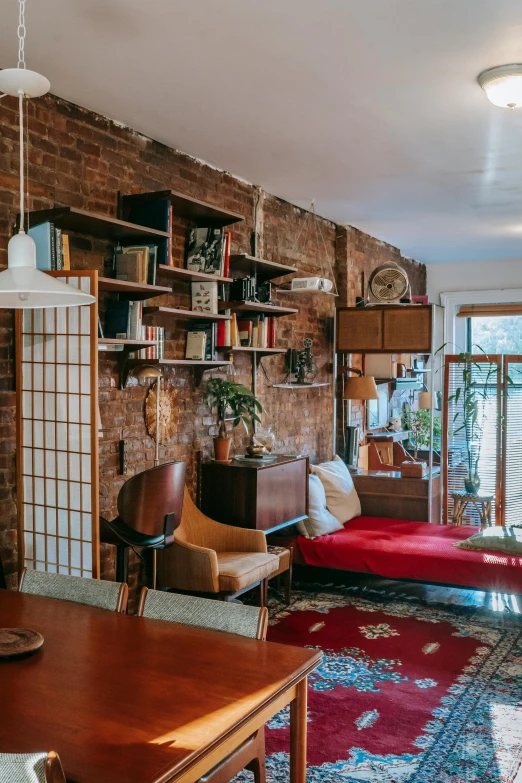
[202,456,309,534]
[336,304,434,353]
[352,469,441,523]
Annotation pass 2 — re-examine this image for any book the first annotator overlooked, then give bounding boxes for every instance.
[216,320,226,347]
[105,301,132,338]
[146,245,158,285]
[115,252,143,283]
[28,222,54,270]
[186,331,206,360]
[189,320,214,360]
[223,231,231,278]
[62,234,70,270]
[230,313,239,347]
[55,228,63,271]
[238,319,252,347]
[186,227,224,275]
[191,281,218,314]
[127,200,171,266]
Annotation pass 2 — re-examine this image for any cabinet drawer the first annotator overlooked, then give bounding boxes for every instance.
[256,461,308,532]
[337,309,383,351]
[383,307,431,352]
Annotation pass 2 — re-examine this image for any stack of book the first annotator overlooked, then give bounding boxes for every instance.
[114,245,158,285]
[186,228,231,277]
[216,315,275,349]
[139,326,164,359]
[105,300,145,341]
[28,222,70,271]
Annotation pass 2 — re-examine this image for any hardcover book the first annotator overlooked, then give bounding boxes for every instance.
[186,227,224,275]
[191,281,218,314]
[28,222,54,271]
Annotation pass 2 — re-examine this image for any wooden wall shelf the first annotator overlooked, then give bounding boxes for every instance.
[26,207,171,242]
[125,357,233,385]
[229,254,297,280]
[98,338,157,353]
[119,190,244,228]
[143,307,231,322]
[271,383,330,389]
[98,277,171,299]
[229,347,287,356]
[156,265,232,284]
[219,301,298,317]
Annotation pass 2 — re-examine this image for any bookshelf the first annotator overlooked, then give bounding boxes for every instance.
[229,254,297,280]
[98,277,171,299]
[98,337,157,353]
[228,347,287,356]
[157,265,232,284]
[27,206,171,242]
[119,189,244,228]
[218,301,298,317]
[272,383,330,389]
[142,306,231,323]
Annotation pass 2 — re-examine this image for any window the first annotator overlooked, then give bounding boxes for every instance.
[468,315,522,354]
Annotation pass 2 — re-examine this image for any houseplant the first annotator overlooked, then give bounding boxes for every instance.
[402,408,442,459]
[205,378,263,461]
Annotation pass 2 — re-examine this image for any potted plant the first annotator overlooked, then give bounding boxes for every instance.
[402,408,442,459]
[205,378,263,461]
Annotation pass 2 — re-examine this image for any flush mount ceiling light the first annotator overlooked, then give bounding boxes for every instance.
[0,0,95,308]
[478,64,522,109]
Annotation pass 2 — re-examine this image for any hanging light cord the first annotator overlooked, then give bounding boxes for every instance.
[17,0,27,232]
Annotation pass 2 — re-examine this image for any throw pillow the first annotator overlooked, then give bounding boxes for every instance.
[297,474,344,538]
[452,526,522,555]
[311,455,361,523]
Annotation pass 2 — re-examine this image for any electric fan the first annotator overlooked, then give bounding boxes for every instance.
[367,262,410,304]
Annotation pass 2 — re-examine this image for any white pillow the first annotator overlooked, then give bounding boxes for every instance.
[311,456,361,523]
[297,474,344,539]
[452,526,522,555]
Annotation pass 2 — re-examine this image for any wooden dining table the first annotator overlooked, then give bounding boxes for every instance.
[0,590,321,783]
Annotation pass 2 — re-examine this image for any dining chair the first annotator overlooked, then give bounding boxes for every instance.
[19,569,128,613]
[99,461,186,588]
[156,487,279,607]
[138,588,268,783]
[0,750,66,783]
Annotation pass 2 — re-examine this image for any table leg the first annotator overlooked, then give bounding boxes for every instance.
[290,676,308,783]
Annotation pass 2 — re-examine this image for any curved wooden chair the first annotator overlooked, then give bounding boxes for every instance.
[100,461,186,588]
[0,751,66,783]
[19,569,128,614]
[138,588,267,783]
[156,487,279,606]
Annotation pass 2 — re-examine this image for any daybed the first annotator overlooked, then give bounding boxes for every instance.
[275,516,522,596]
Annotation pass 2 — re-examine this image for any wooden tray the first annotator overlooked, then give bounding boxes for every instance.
[0,628,44,658]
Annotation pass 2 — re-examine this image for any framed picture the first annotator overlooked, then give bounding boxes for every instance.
[412,295,429,305]
[366,385,389,430]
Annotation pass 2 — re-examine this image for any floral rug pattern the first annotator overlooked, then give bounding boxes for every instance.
[234,585,522,783]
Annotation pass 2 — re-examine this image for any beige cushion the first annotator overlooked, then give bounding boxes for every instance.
[452,526,522,555]
[267,545,291,571]
[297,474,344,538]
[311,456,361,524]
[217,552,279,592]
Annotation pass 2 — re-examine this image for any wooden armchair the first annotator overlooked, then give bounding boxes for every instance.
[157,488,279,605]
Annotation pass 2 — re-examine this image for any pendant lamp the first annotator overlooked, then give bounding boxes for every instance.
[0,0,95,309]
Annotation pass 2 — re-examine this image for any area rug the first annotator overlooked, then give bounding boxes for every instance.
[234,585,522,783]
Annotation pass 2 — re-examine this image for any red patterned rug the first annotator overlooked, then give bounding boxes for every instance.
[235,585,522,783]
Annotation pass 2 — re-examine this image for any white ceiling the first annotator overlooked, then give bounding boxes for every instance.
[3,0,522,264]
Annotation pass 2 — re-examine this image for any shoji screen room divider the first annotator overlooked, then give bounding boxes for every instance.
[15,271,99,578]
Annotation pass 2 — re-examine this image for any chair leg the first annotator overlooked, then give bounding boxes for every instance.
[115,544,129,583]
[246,729,266,783]
[259,578,268,608]
[284,562,293,606]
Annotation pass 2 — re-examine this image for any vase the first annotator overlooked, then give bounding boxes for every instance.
[464,473,480,495]
[213,437,231,462]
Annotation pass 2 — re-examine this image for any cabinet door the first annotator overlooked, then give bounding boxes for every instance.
[383,307,431,352]
[337,309,383,351]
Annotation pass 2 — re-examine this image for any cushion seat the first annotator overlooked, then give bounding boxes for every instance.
[217,552,279,592]
[267,545,291,573]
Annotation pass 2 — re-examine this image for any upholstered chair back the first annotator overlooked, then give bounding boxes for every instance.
[0,751,65,783]
[176,488,268,554]
[19,570,128,613]
[138,587,268,640]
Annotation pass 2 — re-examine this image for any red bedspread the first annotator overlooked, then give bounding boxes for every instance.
[297,516,522,594]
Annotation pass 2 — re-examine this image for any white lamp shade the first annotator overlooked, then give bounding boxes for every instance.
[478,64,522,109]
[0,231,96,309]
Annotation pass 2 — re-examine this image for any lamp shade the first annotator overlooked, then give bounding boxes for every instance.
[343,375,380,400]
[418,391,431,410]
[0,231,96,309]
[131,365,163,380]
[478,64,522,109]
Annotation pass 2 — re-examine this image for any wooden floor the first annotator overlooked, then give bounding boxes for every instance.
[293,565,522,614]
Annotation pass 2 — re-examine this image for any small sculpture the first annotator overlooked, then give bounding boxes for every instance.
[294,338,318,385]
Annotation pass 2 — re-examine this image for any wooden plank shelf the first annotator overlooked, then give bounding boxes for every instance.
[156,265,232,284]
[98,338,157,353]
[229,254,297,280]
[271,383,330,389]
[218,301,298,317]
[124,357,233,385]
[98,277,171,299]
[227,347,287,356]
[26,207,171,242]
[143,307,231,322]
[119,190,244,228]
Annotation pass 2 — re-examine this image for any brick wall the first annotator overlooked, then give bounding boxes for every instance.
[0,92,425,593]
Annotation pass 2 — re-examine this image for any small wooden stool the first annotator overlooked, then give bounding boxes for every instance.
[267,545,293,605]
[450,491,493,529]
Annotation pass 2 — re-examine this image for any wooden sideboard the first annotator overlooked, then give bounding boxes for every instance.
[336,304,435,353]
[202,456,309,534]
[352,469,441,523]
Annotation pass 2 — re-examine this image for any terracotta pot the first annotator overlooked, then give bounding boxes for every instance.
[213,437,231,462]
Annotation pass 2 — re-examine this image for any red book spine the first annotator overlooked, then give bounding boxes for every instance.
[216,320,226,347]
[223,232,231,277]
[268,317,275,348]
